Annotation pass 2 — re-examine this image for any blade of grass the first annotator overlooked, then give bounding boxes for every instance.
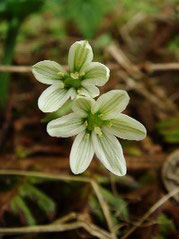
[0,17,21,109]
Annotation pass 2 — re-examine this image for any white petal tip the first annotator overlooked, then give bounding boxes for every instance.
[117,168,127,176]
[71,169,82,175]
[132,125,147,141]
[46,123,53,137]
[37,98,54,113]
[108,164,127,176]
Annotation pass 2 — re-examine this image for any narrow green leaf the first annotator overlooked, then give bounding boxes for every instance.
[10,195,36,225]
[19,183,56,214]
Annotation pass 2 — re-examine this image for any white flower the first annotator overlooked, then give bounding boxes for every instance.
[47,90,147,176]
[32,40,110,113]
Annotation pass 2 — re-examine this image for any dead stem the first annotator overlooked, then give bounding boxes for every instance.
[0,65,32,73]
[91,180,117,239]
[144,62,179,73]
[0,214,112,239]
[0,65,69,72]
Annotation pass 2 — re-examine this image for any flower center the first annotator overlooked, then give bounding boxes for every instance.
[85,112,104,132]
[57,71,86,90]
[64,76,81,88]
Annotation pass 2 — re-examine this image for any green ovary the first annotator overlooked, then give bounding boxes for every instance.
[58,71,86,89]
[64,76,81,89]
[85,112,104,132]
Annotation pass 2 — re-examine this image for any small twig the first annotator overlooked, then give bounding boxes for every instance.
[116,70,167,119]
[106,44,141,79]
[114,217,171,232]
[0,218,112,239]
[0,65,69,73]
[52,212,77,224]
[144,62,179,73]
[107,44,178,118]
[91,180,117,239]
[0,222,81,234]
[121,187,179,239]
[120,12,147,47]
[0,169,89,183]
[0,65,32,73]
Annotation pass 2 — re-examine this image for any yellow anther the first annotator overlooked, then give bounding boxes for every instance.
[57,72,65,77]
[85,133,90,139]
[108,122,113,128]
[77,89,82,94]
[77,60,82,67]
[80,72,85,77]
[98,114,104,119]
[60,82,65,89]
[94,127,103,137]
[84,121,88,127]
[70,72,79,79]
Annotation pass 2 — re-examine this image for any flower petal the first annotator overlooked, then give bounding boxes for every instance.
[72,97,95,118]
[70,132,94,174]
[38,83,71,113]
[47,113,85,137]
[105,113,147,140]
[80,85,100,98]
[70,88,77,100]
[32,60,66,85]
[92,90,130,119]
[92,130,126,176]
[68,40,93,72]
[80,62,110,86]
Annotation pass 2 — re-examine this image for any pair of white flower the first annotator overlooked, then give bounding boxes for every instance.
[32,40,146,176]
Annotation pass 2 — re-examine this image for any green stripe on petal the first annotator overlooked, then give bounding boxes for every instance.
[105,113,147,140]
[47,113,85,138]
[68,40,93,72]
[80,85,100,98]
[92,130,126,176]
[92,90,130,119]
[81,62,110,86]
[32,60,66,85]
[38,84,71,113]
[70,131,94,174]
[72,97,95,118]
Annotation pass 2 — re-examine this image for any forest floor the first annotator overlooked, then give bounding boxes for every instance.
[0,2,179,238]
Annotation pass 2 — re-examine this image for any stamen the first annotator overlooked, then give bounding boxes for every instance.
[60,82,65,89]
[80,72,85,77]
[57,72,65,77]
[108,122,113,128]
[94,127,103,137]
[77,89,82,94]
[84,121,88,127]
[85,133,90,139]
[98,114,104,119]
[70,72,79,79]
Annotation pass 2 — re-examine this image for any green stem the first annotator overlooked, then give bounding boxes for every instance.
[0,17,21,109]
[41,100,73,122]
